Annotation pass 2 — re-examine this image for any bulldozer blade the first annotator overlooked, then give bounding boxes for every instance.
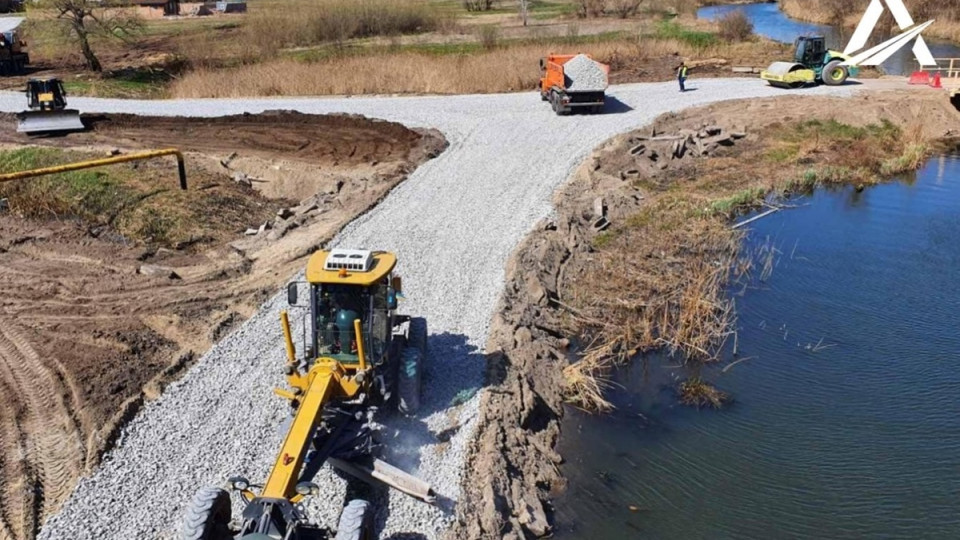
[328,457,436,504]
[16,110,84,134]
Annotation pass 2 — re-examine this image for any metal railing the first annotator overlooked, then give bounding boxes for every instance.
[916,58,960,78]
[0,148,187,189]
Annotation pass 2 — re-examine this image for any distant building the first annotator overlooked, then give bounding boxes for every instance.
[128,0,180,17]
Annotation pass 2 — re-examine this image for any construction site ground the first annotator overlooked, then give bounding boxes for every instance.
[0,79,953,540]
[0,111,444,540]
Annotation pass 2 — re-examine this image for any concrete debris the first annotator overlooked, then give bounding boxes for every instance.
[562,54,608,93]
[220,151,238,168]
[295,202,319,216]
[0,198,8,213]
[625,124,746,178]
[138,264,180,280]
[109,148,121,156]
[276,207,294,220]
[592,197,609,231]
[231,171,251,186]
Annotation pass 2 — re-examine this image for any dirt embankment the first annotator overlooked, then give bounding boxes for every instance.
[454,88,960,538]
[0,112,445,540]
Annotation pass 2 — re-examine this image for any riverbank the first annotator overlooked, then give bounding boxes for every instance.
[780,0,960,44]
[456,86,960,538]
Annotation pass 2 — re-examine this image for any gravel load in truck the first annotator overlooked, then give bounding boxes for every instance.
[563,54,608,92]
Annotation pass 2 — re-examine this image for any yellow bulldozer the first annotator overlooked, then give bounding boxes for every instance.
[182,249,432,540]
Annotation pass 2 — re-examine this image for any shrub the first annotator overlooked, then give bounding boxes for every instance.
[575,0,606,18]
[462,0,495,11]
[717,10,753,42]
[476,24,499,50]
[610,0,642,19]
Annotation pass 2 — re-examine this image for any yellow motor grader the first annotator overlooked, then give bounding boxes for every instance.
[182,249,431,540]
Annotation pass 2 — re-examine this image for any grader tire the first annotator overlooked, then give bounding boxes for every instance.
[398,317,427,416]
[181,487,232,540]
[822,60,848,86]
[334,499,375,540]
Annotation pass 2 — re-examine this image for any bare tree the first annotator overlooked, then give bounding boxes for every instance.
[41,0,143,72]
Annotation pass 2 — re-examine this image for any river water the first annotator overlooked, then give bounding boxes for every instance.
[552,154,960,539]
[697,2,960,76]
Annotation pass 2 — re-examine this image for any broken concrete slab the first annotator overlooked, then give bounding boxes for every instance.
[138,264,181,280]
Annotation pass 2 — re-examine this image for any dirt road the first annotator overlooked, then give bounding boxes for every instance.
[0,79,905,539]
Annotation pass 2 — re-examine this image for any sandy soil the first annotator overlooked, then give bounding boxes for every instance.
[457,87,960,538]
[0,112,444,540]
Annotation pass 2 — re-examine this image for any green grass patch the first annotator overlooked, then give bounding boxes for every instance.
[654,19,718,49]
[0,147,137,223]
[592,230,620,248]
[708,187,766,216]
[64,72,169,99]
[776,118,899,144]
[764,145,799,163]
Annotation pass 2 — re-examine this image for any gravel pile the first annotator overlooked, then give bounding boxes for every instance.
[0,79,855,540]
[563,54,607,93]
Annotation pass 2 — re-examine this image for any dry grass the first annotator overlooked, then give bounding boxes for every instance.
[0,147,273,247]
[171,35,767,98]
[560,116,933,411]
[243,0,454,55]
[563,347,616,412]
[677,377,728,408]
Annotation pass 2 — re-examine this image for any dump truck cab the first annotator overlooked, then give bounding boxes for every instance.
[0,17,28,75]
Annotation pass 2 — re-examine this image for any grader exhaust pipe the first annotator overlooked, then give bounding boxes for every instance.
[0,148,187,190]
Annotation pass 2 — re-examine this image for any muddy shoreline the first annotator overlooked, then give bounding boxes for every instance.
[455,88,960,538]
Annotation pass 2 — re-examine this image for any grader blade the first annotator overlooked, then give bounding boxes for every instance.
[16,109,84,134]
[329,457,436,504]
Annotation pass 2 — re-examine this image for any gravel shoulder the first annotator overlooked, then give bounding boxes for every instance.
[0,79,864,540]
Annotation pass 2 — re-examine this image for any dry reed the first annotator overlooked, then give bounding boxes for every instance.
[560,115,933,412]
[677,377,728,408]
[170,36,764,98]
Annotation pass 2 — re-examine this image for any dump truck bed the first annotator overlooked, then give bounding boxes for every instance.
[540,54,609,114]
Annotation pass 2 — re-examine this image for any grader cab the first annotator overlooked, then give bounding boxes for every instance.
[182,249,431,540]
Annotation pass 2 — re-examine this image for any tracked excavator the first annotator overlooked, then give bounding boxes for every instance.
[761,36,859,89]
[183,249,431,540]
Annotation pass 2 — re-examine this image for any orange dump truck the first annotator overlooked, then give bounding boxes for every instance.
[539,53,609,115]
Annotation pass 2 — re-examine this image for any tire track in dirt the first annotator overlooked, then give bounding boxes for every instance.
[0,321,84,539]
[0,377,32,540]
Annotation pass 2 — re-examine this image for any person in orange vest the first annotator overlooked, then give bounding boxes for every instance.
[677,61,689,92]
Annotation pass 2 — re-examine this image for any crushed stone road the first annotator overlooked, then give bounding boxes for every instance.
[0,79,855,539]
